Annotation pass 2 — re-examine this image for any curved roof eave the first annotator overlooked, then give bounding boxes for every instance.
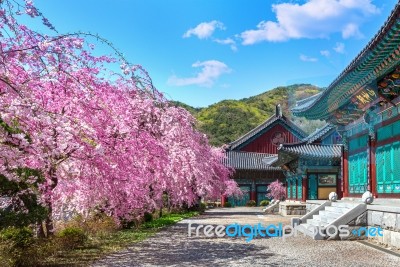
[292,2,400,120]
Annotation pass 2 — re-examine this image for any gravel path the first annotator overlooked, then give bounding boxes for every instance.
[93,207,400,267]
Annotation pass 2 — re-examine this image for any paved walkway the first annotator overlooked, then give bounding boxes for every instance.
[93,207,400,267]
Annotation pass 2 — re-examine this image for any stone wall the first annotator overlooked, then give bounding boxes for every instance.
[367,208,400,248]
[279,203,306,216]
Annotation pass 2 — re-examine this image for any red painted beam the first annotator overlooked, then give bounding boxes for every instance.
[302,176,307,202]
[251,191,256,202]
[342,149,349,197]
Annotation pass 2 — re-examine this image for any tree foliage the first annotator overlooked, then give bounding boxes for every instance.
[267,180,286,201]
[174,84,324,146]
[0,0,238,234]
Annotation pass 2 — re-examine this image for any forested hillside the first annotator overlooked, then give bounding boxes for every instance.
[171,84,326,146]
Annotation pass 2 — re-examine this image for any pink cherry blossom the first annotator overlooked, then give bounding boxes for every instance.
[0,0,238,234]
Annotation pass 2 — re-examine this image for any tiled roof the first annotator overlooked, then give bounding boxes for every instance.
[224,151,281,171]
[278,143,342,158]
[294,93,323,111]
[228,115,306,150]
[301,124,336,144]
[291,2,400,120]
[272,143,342,167]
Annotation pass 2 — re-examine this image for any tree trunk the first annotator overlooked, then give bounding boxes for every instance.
[44,166,58,237]
[45,206,54,237]
[36,222,45,238]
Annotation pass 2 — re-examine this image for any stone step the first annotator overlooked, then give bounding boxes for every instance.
[296,223,319,237]
[325,206,349,213]
[317,212,341,224]
[312,214,330,223]
[331,202,359,208]
[306,219,328,227]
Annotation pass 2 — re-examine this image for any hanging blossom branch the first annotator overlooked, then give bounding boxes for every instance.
[0,0,238,236]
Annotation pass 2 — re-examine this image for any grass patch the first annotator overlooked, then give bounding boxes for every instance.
[41,211,199,266]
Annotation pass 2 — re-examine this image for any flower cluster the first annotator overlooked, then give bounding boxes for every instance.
[0,0,238,227]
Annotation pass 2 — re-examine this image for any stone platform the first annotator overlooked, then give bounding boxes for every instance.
[305,198,400,248]
[279,201,307,216]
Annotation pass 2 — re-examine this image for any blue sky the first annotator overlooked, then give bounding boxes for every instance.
[33,0,399,107]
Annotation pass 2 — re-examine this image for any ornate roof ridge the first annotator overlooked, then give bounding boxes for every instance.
[292,2,400,116]
[226,151,277,156]
[278,143,342,158]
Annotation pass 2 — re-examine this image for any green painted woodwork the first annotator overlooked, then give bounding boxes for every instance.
[297,176,302,199]
[228,185,251,207]
[348,151,368,194]
[349,135,368,151]
[287,181,291,199]
[256,185,269,206]
[376,142,400,194]
[292,179,297,199]
[377,120,400,141]
[308,174,318,200]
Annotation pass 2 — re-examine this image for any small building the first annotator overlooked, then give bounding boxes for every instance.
[223,105,306,206]
[291,2,400,200]
[272,124,342,202]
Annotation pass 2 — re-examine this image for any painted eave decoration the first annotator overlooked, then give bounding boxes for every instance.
[292,2,400,126]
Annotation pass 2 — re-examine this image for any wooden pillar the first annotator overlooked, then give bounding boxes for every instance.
[251,179,256,202]
[369,137,378,198]
[302,175,307,202]
[342,148,349,197]
[337,175,343,199]
[221,195,227,207]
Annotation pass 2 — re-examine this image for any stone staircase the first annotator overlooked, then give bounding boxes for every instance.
[294,201,367,240]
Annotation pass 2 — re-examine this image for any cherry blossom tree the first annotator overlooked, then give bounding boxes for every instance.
[267,180,286,201]
[0,0,238,236]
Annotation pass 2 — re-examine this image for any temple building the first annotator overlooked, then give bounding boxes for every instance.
[291,2,400,200]
[272,124,342,202]
[224,2,400,206]
[223,105,306,206]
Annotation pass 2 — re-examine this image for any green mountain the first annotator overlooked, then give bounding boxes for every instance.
[171,84,325,146]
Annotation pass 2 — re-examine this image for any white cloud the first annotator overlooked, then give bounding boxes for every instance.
[334,42,345,53]
[240,0,379,44]
[183,21,225,39]
[213,38,238,51]
[167,60,231,87]
[342,23,363,39]
[300,54,318,62]
[320,50,330,57]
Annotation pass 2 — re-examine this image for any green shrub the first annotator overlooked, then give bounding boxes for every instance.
[223,202,232,207]
[259,200,270,206]
[246,200,256,207]
[57,227,87,250]
[143,212,153,222]
[0,227,33,248]
[199,202,206,212]
[65,213,120,236]
[0,227,42,266]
